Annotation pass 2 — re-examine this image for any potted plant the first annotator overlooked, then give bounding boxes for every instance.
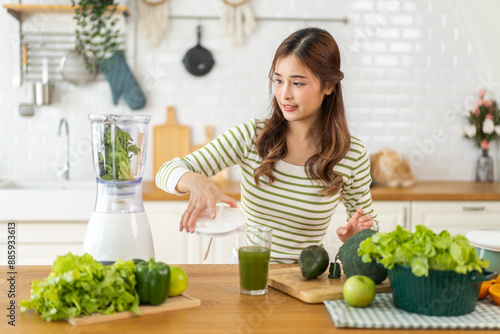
[71,0,146,110]
[71,0,122,73]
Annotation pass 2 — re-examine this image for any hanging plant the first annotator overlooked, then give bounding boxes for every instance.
[71,0,122,73]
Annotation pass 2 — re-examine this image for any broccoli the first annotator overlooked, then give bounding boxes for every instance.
[328,261,341,279]
[337,228,388,284]
[328,253,341,279]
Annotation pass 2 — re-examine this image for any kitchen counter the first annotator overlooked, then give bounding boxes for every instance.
[143,180,500,201]
[4,264,496,334]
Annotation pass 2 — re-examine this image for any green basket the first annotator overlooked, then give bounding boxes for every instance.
[387,264,494,316]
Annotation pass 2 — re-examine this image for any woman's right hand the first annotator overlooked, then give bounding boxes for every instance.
[177,172,237,233]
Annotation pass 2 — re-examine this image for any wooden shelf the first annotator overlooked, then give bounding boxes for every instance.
[3,4,129,21]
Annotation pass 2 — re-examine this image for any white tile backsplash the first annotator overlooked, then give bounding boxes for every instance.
[0,0,497,182]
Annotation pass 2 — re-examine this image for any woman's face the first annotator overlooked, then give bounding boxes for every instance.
[273,55,332,126]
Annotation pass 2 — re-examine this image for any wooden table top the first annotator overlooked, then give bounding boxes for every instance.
[143,180,500,201]
[3,264,496,334]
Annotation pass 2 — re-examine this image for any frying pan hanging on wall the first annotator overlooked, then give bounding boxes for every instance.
[183,25,215,77]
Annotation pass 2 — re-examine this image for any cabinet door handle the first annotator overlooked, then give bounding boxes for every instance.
[402,207,408,229]
[462,206,485,211]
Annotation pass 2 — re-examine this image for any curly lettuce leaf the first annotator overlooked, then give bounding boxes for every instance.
[19,253,140,321]
[98,126,139,181]
[358,225,489,277]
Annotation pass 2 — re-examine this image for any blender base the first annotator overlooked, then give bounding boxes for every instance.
[83,211,155,263]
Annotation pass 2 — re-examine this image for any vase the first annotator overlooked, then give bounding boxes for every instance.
[475,149,494,182]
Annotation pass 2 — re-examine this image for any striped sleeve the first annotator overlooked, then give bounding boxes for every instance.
[155,118,257,195]
[339,137,379,230]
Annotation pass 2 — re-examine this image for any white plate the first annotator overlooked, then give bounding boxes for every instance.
[194,207,247,238]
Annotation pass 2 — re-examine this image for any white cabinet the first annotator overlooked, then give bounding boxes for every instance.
[3,199,498,266]
[0,221,87,265]
[0,181,94,265]
[373,201,411,232]
[411,201,500,236]
[322,201,410,261]
[148,200,412,265]
[0,201,236,266]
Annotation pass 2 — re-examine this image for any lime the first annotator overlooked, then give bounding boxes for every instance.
[169,266,188,297]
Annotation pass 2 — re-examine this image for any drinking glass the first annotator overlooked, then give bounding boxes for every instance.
[237,225,272,295]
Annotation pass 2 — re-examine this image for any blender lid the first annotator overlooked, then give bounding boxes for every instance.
[195,206,247,238]
[466,229,500,251]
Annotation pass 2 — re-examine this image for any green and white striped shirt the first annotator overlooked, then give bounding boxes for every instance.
[155,118,378,263]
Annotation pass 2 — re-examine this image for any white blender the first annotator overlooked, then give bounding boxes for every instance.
[83,114,155,264]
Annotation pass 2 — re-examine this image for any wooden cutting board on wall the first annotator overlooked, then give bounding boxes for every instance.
[192,125,215,152]
[153,106,191,176]
[268,266,391,304]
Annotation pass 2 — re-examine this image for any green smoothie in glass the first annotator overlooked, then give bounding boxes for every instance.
[236,225,272,295]
[238,246,271,291]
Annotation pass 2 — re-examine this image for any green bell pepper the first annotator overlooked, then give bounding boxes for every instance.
[135,259,171,305]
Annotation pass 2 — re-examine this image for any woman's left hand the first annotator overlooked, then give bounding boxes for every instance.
[336,208,373,243]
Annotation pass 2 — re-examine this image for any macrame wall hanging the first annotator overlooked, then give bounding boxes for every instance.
[139,0,170,47]
[220,0,256,45]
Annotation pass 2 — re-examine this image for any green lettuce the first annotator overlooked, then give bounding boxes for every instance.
[98,126,139,181]
[19,253,140,321]
[357,225,489,277]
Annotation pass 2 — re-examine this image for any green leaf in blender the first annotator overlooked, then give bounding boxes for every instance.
[19,253,141,321]
[99,125,140,181]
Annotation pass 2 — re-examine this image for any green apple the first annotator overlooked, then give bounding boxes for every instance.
[343,275,376,307]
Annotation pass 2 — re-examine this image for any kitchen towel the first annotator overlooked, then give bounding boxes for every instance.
[324,293,500,329]
[99,51,146,110]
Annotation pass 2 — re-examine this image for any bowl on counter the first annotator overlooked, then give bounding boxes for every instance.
[466,229,500,275]
[387,264,494,316]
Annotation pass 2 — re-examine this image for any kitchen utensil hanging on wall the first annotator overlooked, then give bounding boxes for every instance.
[139,0,169,47]
[33,57,54,106]
[183,25,215,77]
[59,49,97,86]
[220,0,256,45]
[19,43,35,116]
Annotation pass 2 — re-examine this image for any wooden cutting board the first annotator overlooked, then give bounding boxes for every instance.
[153,106,191,176]
[67,294,201,326]
[192,125,215,152]
[268,266,391,304]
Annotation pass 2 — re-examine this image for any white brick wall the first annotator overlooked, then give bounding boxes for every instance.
[0,0,497,182]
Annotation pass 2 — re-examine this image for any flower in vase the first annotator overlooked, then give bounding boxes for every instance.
[481,140,490,150]
[463,88,500,148]
[483,118,495,134]
[464,124,477,137]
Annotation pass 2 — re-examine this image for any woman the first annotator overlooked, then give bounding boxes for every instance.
[156,27,378,263]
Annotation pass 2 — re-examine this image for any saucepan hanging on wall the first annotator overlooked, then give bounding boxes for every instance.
[183,25,215,77]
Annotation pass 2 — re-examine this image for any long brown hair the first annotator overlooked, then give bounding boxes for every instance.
[254,27,350,197]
